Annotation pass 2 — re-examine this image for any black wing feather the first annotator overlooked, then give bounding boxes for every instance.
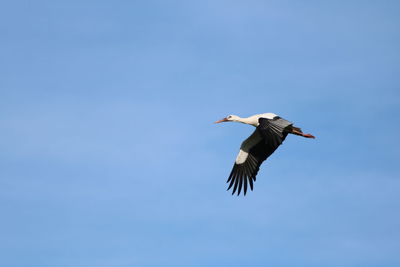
[226,116,293,196]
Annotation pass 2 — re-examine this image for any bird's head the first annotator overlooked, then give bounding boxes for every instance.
[214,115,240,123]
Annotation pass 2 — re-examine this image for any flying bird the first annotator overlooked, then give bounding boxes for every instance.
[215,113,315,196]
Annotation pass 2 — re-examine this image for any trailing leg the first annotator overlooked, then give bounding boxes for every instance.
[290,127,315,139]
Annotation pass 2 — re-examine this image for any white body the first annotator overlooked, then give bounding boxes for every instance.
[230,113,277,127]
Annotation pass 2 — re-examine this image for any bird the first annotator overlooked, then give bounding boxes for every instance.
[215,113,315,196]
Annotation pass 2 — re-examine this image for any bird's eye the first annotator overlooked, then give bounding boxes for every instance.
[228,115,232,119]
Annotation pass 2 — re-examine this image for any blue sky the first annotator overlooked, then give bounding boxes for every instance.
[1,1,400,266]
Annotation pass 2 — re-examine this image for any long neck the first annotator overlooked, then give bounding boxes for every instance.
[235,116,258,126]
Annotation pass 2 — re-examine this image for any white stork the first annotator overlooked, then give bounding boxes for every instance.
[215,113,315,196]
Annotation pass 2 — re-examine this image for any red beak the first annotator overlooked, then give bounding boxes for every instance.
[214,117,229,123]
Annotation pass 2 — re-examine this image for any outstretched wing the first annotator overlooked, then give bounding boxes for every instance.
[226,116,293,195]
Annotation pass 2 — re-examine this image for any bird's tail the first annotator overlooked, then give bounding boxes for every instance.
[292,126,302,132]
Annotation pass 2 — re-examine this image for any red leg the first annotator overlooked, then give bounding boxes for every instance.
[291,129,315,139]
